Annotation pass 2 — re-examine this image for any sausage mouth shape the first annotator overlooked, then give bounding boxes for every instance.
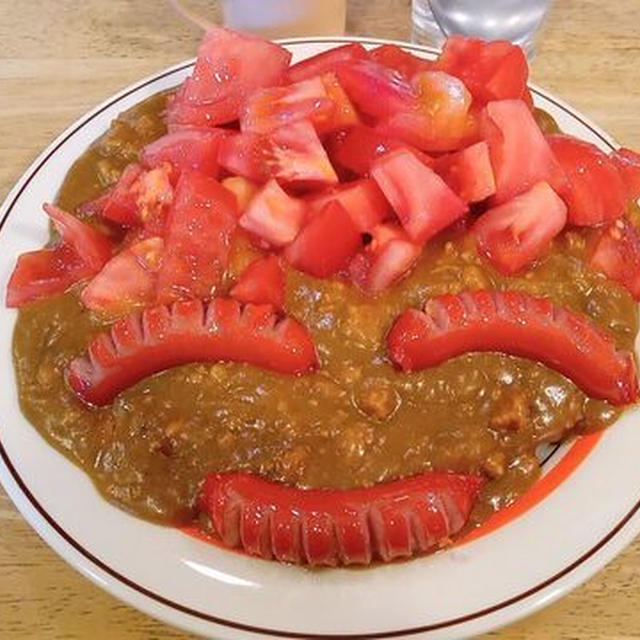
[67,298,318,406]
[387,289,639,406]
[198,471,484,566]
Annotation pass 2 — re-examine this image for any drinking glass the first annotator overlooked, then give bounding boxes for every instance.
[412,0,551,57]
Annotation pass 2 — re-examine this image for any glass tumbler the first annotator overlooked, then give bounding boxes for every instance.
[412,0,551,57]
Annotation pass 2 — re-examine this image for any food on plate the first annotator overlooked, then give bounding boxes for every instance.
[6,30,640,566]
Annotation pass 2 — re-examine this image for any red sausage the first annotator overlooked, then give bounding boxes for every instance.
[67,299,317,406]
[387,290,638,405]
[198,471,484,566]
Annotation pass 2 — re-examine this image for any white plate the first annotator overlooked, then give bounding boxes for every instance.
[1,37,639,639]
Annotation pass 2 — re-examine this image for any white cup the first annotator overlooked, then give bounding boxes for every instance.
[222,0,347,38]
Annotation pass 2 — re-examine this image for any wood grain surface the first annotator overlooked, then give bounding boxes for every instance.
[1,0,640,638]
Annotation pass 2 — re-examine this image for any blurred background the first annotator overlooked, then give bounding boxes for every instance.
[1,1,640,638]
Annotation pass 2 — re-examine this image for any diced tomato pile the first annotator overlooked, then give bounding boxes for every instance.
[6,30,640,566]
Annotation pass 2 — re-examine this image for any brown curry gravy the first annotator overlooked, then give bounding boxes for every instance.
[12,94,639,527]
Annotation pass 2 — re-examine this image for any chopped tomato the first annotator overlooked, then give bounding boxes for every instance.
[591,219,640,300]
[482,99,566,204]
[221,176,259,212]
[156,171,237,303]
[44,203,113,271]
[306,179,392,233]
[80,237,164,316]
[610,147,640,203]
[6,244,94,308]
[140,129,229,180]
[316,72,360,135]
[287,42,368,83]
[376,71,474,153]
[387,290,638,406]
[198,471,483,565]
[135,165,175,236]
[67,298,318,406]
[239,179,306,247]
[284,201,362,278]
[325,125,432,177]
[436,36,528,105]
[230,255,285,309]
[473,181,567,274]
[240,76,334,134]
[434,141,496,202]
[370,44,435,79]
[547,134,627,226]
[336,59,416,120]
[349,223,422,294]
[166,28,291,127]
[371,149,467,243]
[219,120,338,190]
[100,164,145,227]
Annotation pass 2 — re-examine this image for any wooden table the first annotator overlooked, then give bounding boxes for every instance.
[1,1,639,637]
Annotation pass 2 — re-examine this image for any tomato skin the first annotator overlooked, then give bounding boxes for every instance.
[6,245,94,308]
[80,237,164,317]
[166,28,291,127]
[306,179,392,233]
[287,42,368,83]
[140,129,229,180]
[239,179,306,247]
[370,44,435,79]
[198,470,483,565]
[473,181,567,274]
[434,141,496,202]
[436,36,529,105]
[67,299,318,406]
[387,290,638,405]
[482,99,567,205]
[284,201,363,278]
[349,223,423,294]
[156,171,237,303]
[591,219,640,300]
[610,147,640,203]
[371,149,467,243]
[230,255,285,309]
[547,134,627,226]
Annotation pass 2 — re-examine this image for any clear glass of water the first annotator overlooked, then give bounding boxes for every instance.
[412,0,551,57]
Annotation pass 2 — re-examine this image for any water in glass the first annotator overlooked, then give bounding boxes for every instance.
[412,0,551,56]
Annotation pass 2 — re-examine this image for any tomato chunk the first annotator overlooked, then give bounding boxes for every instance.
[80,237,164,316]
[198,471,483,565]
[547,134,627,226]
[306,179,392,233]
[436,36,528,105]
[230,255,285,310]
[387,290,638,405]
[99,164,144,227]
[378,71,474,153]
[371,149,467,243]
[433,141,496,202]
[287,42,368,83]
[166,28,291,127]
[591,219,640,300]
[473,181,567,274]
[219,120,338,190]
[610,147,640,202]
[316,72,360,135]
[6,244,94,308]
[140,129,229,180]
[284,201,362,278]
[349,223,423,294]
[239,179,306,247]
[44,203,113,271]
[221,176,259,212]
[67,298,318,406]
[482,99,566,204]
[156,171,237,303]
[370,44,435,79]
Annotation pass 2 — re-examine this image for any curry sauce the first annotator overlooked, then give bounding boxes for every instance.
[12,94,639,526]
